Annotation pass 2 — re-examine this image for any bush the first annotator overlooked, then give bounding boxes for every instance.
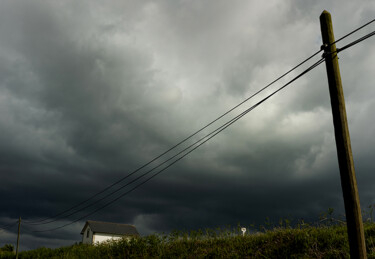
[12,223,375,258]
[0,245,14,252]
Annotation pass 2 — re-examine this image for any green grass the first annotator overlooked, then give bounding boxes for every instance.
[3,223,375,258]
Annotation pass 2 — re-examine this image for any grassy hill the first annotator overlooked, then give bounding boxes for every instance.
[2,222,375,258]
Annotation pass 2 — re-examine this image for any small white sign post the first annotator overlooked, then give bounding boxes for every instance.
[241,227,246,236]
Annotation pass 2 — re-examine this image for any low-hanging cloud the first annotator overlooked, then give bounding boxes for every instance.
[0,0,374,251]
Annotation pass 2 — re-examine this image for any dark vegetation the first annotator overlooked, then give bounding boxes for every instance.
[3,224,375,258]
[0,244,13,258]
[1,208,375,258]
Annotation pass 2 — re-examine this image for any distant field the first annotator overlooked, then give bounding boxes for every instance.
[2,223,375,258]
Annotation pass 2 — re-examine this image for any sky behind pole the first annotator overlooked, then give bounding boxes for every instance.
[0,0,374,251]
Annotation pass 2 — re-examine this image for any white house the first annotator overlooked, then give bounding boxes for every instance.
[80,220,139,245]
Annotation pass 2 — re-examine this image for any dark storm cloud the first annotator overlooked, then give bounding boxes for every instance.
[0,0,374,251]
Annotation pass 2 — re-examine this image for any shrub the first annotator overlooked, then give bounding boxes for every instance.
[0,245,13,252]
[12,223,375,258]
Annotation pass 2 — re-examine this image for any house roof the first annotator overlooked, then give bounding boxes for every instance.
[80,220,139,236]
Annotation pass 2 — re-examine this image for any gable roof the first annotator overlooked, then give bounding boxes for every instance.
[80,220,139,236]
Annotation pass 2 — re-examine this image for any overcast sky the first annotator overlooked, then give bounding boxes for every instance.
[0,0,374,251]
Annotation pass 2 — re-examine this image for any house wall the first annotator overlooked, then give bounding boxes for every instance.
[93,233,124,244]
[82,226,93,244]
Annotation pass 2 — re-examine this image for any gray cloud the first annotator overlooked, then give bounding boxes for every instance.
[0,0,374,251]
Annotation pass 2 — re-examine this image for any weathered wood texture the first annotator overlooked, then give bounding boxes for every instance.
[320,10,367,259]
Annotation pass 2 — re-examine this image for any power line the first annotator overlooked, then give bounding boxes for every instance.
[23,17,375,230]
[23,49,323,225]
[32,57,325,233]
[330,18,375,46]
[337,30,375,53]
[29,26,373,227]
[27,51,323,225]
[29,117,248,225]
[322,30,375,58]
[0,221,18,232]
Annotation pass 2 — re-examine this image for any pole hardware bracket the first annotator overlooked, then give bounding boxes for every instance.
[321,44,329,58]
[320,43,328,51]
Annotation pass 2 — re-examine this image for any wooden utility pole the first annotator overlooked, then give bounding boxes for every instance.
[320,10,367,259]
[16,217,21,259]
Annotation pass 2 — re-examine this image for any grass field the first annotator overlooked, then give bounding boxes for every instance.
[2,222,375,258]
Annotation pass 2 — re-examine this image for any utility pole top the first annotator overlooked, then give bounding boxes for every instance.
[320,11,336,51]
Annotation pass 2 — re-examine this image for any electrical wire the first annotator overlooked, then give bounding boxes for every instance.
[23,49,323,225]
[330,18,375,46]
[0,220,18,232]
[28,117,247,225]
[323,30,375,58]
[337,30,375,53]
[27,50,323,225]
[23,17,375,230]
[32,57,325,233]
